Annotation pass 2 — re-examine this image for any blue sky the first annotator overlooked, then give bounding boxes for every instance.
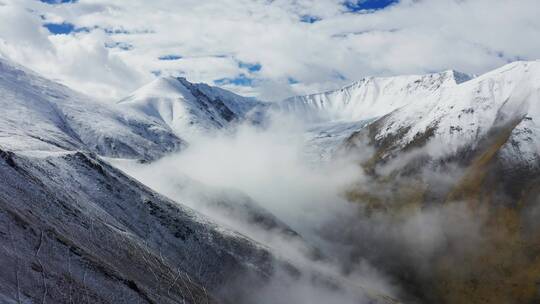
[0,0,538,101]
[158,54,183,61]
[238,61,262,73]
[344,0,398,12]
[215,74,254,87]
[43,22,75,34]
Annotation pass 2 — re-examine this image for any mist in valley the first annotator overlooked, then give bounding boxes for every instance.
[111,111,524,304]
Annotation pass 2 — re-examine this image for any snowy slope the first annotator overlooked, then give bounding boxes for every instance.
[273,61,539,171]
[276,70,472,123]
[348,61,540,167]
[118,76,266,140]
[302,120,374,163]
[0,58,184,161]
[0,149,276,304]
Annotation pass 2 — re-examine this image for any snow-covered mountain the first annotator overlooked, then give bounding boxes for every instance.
[0,57,278,304]
[0,58,184,161]
[0,57,396,304]
[346,61,540,168]
[274,70,474,162]
[276,70,472,123]
[273,61,539,175]
[118,76,266,140]
[334,61,540,304]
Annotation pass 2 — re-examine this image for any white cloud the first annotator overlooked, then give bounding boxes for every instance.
[0,0,539,101]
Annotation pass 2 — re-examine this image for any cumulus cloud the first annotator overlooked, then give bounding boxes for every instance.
[1,0,539,101]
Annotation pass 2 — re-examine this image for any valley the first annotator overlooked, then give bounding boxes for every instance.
[0,56,539,304]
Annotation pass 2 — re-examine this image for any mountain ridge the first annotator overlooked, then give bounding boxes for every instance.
[0,57,185,161]
[275,69,474,123]
[118,76,267,140]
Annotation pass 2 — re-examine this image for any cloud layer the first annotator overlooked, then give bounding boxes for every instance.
[1,0,539,101]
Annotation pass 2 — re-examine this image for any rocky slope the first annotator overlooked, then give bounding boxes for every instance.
[0,149,277,304]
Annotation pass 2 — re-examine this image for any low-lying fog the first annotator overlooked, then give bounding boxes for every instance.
[111,113,496,304]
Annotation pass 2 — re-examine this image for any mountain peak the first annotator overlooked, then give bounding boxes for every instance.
[0,56,184,160]
[120,76,192,101]
[443,69,473,84]
[155,75,195,89]
[118,74,264,139]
